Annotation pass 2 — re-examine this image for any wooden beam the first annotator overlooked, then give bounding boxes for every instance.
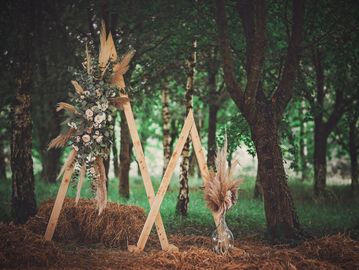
[190,116,209,182]
[44,150,76,241]
[190,119,220,226]
[135,110,194,251]
[120,98,170,250]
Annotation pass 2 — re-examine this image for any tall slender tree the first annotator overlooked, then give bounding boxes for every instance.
[119,110,132,198]
[176,39,197,216]
[11,0,37,224]
[162,85,171,176]
[215,0,305,239]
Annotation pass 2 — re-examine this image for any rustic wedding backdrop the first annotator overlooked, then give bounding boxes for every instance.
[1,0,359,269]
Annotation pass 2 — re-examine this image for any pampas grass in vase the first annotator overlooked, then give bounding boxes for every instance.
[204,138,241,254]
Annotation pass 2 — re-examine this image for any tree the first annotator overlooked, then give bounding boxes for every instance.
[176,39,197,216]
[11,0,37,224]
[119,110,132,199]
[162,85,171,175]
[215,0,305,239]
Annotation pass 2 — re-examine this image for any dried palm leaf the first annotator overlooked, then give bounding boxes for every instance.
[204,138,240,217]
[48,128,75,150]
[111,50,135,89]
[71,80,84,95]
[95,157,107,215]
[98,20,117,72]
[57,149,77,180]
[75,162,86,205]
[56,102,78,114]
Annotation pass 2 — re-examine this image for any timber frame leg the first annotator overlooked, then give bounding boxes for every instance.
[44,150,76,241]
[119,98,176,252]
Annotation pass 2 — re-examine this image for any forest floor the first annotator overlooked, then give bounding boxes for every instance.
[1,175,359,269]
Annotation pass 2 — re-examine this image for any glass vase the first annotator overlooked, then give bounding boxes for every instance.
[211,215,234,254]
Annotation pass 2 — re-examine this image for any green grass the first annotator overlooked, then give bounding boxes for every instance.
[1,174,358,239]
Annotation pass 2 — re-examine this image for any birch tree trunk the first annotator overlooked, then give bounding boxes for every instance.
[162,86,171,176]
[176,39,196,216]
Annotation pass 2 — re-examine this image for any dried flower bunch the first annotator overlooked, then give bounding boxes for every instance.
[48,21,135,214]
[204,138,241,218]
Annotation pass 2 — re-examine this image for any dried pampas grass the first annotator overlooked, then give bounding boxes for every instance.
[204,138,240,216]
[48,128,75,150]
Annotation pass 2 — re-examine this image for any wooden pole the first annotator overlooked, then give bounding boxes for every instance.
[135,110,194,251]
[120,98,172,251]
[44,150,76,241]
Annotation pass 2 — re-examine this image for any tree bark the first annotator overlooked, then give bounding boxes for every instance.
[11,0,37,224]
[112,112,119,177]
[119,110,132,199]
[207,104,218,169]
[299,102,308,181]
[0,138,7,181]
[253,167,263,199]
[162,86,171,176]
[176,39,196,216]
[349,117,358,190]
[252,111,300,238]
[313,121,328,196]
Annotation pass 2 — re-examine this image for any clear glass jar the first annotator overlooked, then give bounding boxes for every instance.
[211,214,234,254]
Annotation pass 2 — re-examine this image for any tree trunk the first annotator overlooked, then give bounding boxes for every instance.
[299,108,308,181]
[207,104,218,169]
[11,0,37,224]
[119,111,132,199]
[40,109,62,183]
[112,112,119,177]
[176,39,196,216]
[349,118,358,190]
[313,122,328,196]
[162,87,171,176]
[0,139,7,181]
[253,167,263,199]
[252,113,300,239]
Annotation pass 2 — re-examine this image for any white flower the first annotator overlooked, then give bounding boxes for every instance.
[96,89,102,97]
[73,145,79,151]
[82,134,91,143]
[90,167,96,174]
[94,113,106,124]
[84,91,90,96]
[101,102,108,111]
[107,115,112,122]
[68,122,77,129]
[80,95,85,99]
[85,109,93,118]
[76,136,81,142]
[95,131,100,135]
[96,135,103,143]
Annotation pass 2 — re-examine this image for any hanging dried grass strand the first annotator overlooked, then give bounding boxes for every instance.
[71,80,84,95]
[57,149,77,180]
[75,162,86,205]
[48,128,75,150]
[56,102,78,114]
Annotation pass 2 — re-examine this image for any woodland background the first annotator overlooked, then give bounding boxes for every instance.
[0,0,358,241]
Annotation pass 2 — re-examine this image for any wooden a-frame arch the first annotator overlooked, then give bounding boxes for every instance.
[44,94,215,252]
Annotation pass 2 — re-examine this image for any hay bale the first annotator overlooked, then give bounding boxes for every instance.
[0,223,63,268]
[26,198,146,248]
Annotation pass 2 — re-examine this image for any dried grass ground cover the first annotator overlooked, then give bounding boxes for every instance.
[52,234,358,270]
[0,223,63,268]
[26,198,146,248]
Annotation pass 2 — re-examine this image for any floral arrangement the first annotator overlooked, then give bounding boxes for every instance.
[204,138,241,253]
[48,21,135,214]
